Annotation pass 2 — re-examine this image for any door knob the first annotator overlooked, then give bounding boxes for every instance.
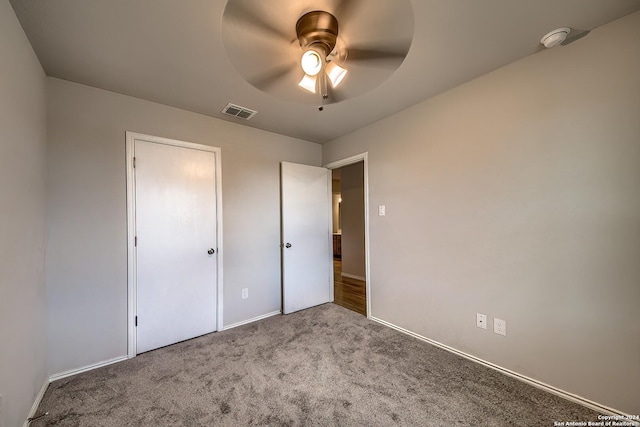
[207,248,215,255]
[285,243,292,248]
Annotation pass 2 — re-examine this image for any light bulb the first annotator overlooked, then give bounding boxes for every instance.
[301,50,322,76]
[326,61,347,88]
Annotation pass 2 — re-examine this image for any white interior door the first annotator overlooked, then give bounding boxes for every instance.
[281,162,332,314]
[135,139,218,353]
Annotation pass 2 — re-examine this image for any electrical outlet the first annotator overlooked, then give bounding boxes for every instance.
[476,313,487,329]
[241,288,248,299]
[494,318,507,336]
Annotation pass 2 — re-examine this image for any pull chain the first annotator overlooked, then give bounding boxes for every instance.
[318,70,328,111]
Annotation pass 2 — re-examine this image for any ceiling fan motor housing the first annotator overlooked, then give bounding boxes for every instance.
[296,11,338,57]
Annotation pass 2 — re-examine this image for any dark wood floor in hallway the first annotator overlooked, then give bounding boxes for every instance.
[333,259,366,315]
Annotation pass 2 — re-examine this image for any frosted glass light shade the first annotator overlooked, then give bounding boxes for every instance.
[326,61,347,88]
[298,74,317,93]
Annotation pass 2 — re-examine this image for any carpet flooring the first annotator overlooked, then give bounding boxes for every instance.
[32,303,599,426]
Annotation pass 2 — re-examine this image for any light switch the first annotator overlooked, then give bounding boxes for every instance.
[378,205,386,216]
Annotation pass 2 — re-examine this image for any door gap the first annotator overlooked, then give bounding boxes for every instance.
[325,155,369,317]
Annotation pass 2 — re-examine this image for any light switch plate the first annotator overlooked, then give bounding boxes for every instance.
[476,313,487,329]
[378,205,386,216]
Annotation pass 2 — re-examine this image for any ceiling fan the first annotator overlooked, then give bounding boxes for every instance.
[222,0,414,108]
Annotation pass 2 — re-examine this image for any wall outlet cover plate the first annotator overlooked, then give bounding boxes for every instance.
[494,318,507,336]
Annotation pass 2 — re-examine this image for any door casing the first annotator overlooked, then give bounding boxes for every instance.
[125,132,223,358]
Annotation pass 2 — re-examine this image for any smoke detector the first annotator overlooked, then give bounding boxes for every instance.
[541,28,570,48]
[222,103,257,120]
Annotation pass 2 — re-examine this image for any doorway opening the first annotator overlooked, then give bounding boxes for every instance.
[325,154,369,317]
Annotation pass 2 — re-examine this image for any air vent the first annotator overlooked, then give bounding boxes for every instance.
[222,103,257,120]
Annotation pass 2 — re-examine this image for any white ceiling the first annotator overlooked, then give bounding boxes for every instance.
[10,0,640,143]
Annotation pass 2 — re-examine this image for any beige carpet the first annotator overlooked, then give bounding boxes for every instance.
[32,303,599,426]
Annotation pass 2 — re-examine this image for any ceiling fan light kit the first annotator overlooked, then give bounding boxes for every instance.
[295,11,347,97]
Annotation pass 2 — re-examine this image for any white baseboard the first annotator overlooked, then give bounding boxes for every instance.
[49,355,128,383]
[370,316,636,421]
[341,272,366,281]
[23,378,49,427]
[223,310,281,331]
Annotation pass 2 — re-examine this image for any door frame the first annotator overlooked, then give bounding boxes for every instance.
[125,132,223,358]
[324,153,371,318]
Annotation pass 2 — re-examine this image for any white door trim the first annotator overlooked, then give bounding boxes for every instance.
[324,153,371,318]
[125,131,223,358]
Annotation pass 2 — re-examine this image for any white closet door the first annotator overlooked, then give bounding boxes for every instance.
[135,139,217,353]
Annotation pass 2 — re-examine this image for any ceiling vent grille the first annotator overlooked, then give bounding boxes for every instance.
[222,103,257,120]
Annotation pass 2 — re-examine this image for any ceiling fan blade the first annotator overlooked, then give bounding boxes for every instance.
[225,1,291,44]
[247,63,295,91]
[346,43,410,68]
[334,0,364,26]
[561,28,590,46]
[348,48,407,61]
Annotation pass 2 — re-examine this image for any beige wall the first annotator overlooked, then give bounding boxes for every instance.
[332,172,341,233]
[340,162,366,279]
[46,78,321,375]
[323,11,640,414]
[0,0,48,425]
[332,194,341,234]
